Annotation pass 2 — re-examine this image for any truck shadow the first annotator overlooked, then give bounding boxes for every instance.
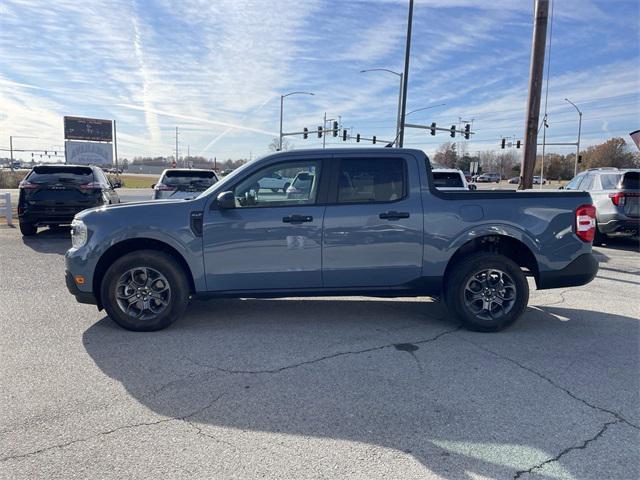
[82,300,639,479]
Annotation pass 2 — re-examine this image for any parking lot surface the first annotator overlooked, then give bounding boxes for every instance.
[0,226,638,479]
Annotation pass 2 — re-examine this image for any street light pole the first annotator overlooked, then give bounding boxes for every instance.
[565,98,582,176]
[360,68,403,147]
[279,91,314,151]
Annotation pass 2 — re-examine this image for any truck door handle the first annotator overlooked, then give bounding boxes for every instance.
[282,215,313,223]
[379,211,410,220]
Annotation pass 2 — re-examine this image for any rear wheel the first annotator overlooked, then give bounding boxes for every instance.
[445,253,529,332]
[19,221,37,236]
[101,250,190,331]
[593,225,606,246]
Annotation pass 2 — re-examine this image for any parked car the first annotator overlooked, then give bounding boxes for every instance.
[257,171,291,192]
[65,148,598,333]
[508,177,519,184]
[432,168,476,191]
[18,165,120,236]
[152,169,219,200]
[533,176,547,185]
[476,173,501,183]
[563,168,639,244]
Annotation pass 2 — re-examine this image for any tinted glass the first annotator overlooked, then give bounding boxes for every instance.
[338,158,404,203]
[233,161,320,207]
[580,175,594,190]
[163,170,217,188]
[433,172,464,188]
[621,171,639,190]
[599,174,622,190]
[28,166,93,184]
[564,175,584,190]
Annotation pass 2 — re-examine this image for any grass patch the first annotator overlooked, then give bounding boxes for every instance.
[0,170,28,189]
[109,174,157,189]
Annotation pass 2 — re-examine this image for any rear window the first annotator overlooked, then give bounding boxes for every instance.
[599,174,622,190]
[620,171,639,190]
[433,172,464,188]
[163,170,217,187]
[338,158,405,203]
[28,166,93,184]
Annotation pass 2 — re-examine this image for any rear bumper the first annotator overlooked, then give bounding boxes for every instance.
[598,216,640,235]
[65,270,97,305]
[19,207,99,226]
[536,253,599,290]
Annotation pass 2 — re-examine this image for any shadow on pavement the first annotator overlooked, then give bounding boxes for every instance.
[595,236,640,253]
[21,226,71,254]
[82,299,639,479]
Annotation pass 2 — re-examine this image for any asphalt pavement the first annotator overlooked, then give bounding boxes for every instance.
[0,225,638,479]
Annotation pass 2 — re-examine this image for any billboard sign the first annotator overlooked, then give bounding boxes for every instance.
[65,140,113,165]
[64,116,113,142]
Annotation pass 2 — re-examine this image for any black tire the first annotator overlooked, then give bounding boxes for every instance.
[271,188,279,193]
[100,250,190,331]
[444,253,529,332]
[19,221,37,236]
[283,182,291,193]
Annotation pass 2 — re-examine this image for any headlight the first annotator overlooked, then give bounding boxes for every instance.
[70,219,88,249]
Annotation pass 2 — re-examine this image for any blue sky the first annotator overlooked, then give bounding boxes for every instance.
[1,0,638,162]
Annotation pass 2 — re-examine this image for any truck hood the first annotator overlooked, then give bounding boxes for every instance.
[75,198,199,221]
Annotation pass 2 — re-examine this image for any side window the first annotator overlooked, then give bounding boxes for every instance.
[580,174,594,191]
[95,168,109,185]
[564,175,584,190]
[232,161,321,208]
[337,158,405,203]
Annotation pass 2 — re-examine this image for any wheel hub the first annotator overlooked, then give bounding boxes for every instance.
[115,267,171,320]
[464,268,517,321]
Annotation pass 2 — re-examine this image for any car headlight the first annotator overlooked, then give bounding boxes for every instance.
[70,219,88,249]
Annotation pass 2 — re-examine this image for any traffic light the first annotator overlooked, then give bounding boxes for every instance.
[317,126,323,138]
[501,138,506,149]
[332,121,339,137]
[430,122,436,136]
[44,151,48,155]
[342,129,347,141]
[450,125,456,138]
[464,124,470,140]
[303,127,308,139]
[356,134,360,143]
[372,136,377,144]
[578,155,583,164]
[516,140,521,149]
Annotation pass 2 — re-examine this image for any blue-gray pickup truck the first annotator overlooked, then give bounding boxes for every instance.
[65,148,598,332]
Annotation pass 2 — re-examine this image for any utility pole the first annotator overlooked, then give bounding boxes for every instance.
[9,136,13,172]
[565,98,582,176]
[520,0,549,190]
[113,120,119,173]
[398,0,414,148]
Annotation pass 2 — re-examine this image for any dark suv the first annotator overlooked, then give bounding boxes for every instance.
[18,165,120,236]
[563,168,639,244]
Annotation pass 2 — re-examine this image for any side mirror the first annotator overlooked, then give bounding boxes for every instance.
[558,186,564,190]
[468,184,477,190]
[216,191,236,209]
[151,183,156,189]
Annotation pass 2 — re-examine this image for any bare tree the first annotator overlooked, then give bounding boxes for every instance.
[268,137,293,152]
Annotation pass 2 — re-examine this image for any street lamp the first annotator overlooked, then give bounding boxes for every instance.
[360,68,403,147]
[405,103,447,117]
[9,135,37,171]
[565,98,582,176]
[279,91,314,151]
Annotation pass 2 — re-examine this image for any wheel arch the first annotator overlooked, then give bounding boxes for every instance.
[93,238,196,309]
[444,234,539,285]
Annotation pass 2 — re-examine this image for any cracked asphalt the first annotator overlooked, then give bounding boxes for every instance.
[1,225,638,480]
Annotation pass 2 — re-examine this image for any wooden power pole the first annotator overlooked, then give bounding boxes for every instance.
[520,0,549,190]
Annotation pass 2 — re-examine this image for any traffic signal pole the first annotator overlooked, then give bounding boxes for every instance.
[520,0,549,190]
[398,0,414,148]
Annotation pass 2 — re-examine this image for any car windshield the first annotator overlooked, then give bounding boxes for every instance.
[600,173,622,190]
[433,172,464,188]
[28,166,93,184]
[163,170,217,189]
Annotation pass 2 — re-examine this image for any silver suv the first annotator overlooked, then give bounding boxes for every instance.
[563,168,639,244]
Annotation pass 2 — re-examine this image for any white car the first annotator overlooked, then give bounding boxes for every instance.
[432,168,476,191]
[257,171,292,192]
[152,169,219,200]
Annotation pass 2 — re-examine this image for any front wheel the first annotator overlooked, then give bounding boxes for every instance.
[101,250,190,331]
[445,253,529,332]
[19,221,37,236]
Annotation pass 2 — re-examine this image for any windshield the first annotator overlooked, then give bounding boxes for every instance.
[620,171,639,190]
[433,172,464,188]
[28,166,93,184]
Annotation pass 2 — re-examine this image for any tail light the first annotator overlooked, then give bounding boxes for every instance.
[575,204,596,242]
[79,182,103,190]
[609,192,626,206]
[154,183,176,191]
[18,180,39,189]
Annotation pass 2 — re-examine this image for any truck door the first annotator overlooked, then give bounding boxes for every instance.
[202,157,327,292]
[322,154,424,288]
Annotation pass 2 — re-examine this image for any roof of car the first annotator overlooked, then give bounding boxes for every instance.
[265,147,426,157]
[432,168,463,173]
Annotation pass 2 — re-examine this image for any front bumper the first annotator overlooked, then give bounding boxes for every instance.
[65,270,97,305]
[536,253,599,290]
